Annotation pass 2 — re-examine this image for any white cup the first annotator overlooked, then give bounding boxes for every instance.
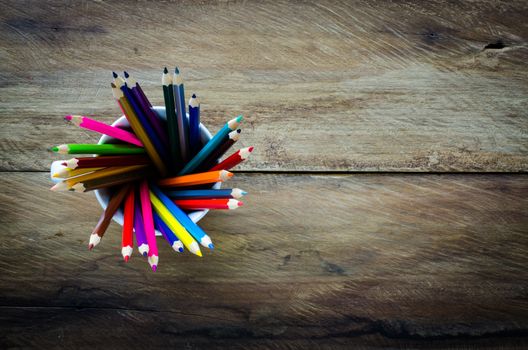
[93,106,219,231]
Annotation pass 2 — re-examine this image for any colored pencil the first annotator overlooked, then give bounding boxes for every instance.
[112,83,168,177]
[188,93,200,156]
[178,115,243,175]
[158,170,233,187]
[154,213,184,253]
[149,190,202,256]
[124,71,150,107]
[121,83,169,161]
[65,115,143,147]
[198,129,241,171]
[53,166,103,179]
[134,198,149,256]
[166,188,247,200]
[151,184,214,249]
[112,71,126,88]
[89,184,131,249]
[162,67,180,171]
[50,165,148,191]
[124,71,169,149]
[173,67,189,163]
[70,167,156,192]
[62,155,151,169]
[139,180,158,271]
[210,146,254,171]
[122,188,135,262]
[51,143,145,155]
[174,199,243,210]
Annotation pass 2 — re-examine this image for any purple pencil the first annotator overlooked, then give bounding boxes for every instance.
[124,72,169,149]
[134,200,149,256]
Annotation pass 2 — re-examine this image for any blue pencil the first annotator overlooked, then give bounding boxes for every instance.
[178,115,243,175]
[166,188,247,200]
[173,68,189,163]
[188,94,201,157]
[153,213,184,252]
[121,84,169,162]
[150,184,214,249]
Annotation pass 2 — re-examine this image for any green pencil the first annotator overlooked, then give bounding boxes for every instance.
[51,144,146,155]
[162,67,180,172]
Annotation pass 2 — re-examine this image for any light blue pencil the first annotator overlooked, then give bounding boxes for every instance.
[150,184,214,249]
[178,115,243,175]
[173,67,189,163]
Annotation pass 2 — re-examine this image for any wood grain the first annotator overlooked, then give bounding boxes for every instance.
[1,172,527,348]
[1,0,527,171]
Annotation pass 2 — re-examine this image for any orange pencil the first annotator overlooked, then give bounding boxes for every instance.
[157,170,233,188]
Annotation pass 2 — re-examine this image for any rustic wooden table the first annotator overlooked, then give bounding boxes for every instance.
[1,1,527,348]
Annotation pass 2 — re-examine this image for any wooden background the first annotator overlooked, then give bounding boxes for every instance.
[1,0,527,348]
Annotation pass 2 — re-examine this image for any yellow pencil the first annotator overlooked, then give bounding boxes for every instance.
[50,165,148,191]
[53,167,104,179]
[149,190,202,256]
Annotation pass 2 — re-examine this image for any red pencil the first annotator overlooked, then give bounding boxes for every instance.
[173,198,243,210]
[210,146,254,171]
[121,187,135,262]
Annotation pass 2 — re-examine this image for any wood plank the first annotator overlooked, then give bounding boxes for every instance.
[1,172,527,347]
[1,0,527,171]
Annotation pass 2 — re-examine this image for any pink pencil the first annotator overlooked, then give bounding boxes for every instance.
[139,180,158,271]
[65,115,143,147]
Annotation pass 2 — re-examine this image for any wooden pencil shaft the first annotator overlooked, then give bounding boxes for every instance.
[198,139,237,172]
[92,183,131,236]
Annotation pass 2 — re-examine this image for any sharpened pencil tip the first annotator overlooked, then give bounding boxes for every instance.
[178,247,184,252]
[248,146,254,152]
[236,129,241,133]
[192,93,196,98]
[51,146,58,152]
[241,191,248,195]
[175,67,180,74]
[64,115,72,121]
[208,243,214,250]
[238,201,243,207]
[88,244,94,250]
[124,71,129,78]
[124,256,129,262]
[163,67,168,73]
[151,265,157,272]
[142,252,147,257]
[112,71,118,78]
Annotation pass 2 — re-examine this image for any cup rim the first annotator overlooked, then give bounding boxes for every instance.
[94,106,219,231]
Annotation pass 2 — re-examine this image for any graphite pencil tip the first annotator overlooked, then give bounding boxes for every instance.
[192,93,196,98]
[163,67,168,74]
[124,71,130,78]
[112,71,118,78]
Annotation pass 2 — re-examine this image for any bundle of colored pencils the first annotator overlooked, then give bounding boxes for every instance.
[49,68,254,271]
